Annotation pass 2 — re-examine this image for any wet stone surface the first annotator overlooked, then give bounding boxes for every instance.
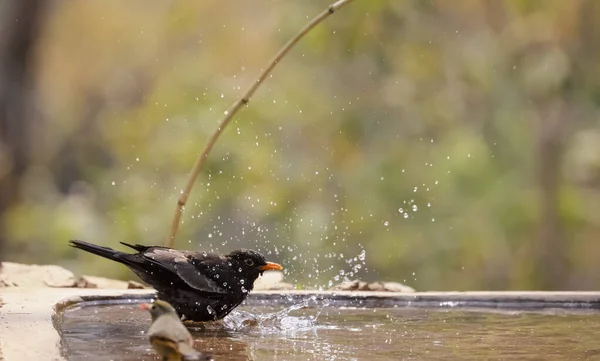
[61,302,600,360]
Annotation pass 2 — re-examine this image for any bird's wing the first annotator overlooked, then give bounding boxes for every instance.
[173,261,228,294]
[149,335,180,356]
[142,248,229,295]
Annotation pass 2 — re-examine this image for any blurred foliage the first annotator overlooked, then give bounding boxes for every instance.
[3,0,600,291]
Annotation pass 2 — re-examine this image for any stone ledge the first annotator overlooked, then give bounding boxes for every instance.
[251,290,600,309]
[0,288,154,361]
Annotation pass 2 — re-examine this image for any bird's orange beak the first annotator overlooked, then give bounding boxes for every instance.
[139,303,150,310]
[259,262,283,271]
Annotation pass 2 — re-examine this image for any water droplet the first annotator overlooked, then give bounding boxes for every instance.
[358,250,366,261]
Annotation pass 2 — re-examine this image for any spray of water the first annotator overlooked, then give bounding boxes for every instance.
[220,296,331,334]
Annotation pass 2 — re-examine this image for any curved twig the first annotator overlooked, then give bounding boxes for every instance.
[167,0,357,247]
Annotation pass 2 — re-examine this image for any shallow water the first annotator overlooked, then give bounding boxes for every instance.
[60,302,600,360]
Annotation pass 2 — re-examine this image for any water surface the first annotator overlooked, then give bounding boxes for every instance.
[60,302,600,360]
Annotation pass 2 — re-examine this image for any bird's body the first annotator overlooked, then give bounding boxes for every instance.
[142,300,212,361]
[69,240,282,321]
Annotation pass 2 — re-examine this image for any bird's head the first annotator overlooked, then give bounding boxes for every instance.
[226,249,283,285]
[140,299,178,321]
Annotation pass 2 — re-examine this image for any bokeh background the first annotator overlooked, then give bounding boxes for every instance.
[2,0,600,291]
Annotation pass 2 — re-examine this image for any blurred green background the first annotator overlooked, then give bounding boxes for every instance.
[2,0,600,291]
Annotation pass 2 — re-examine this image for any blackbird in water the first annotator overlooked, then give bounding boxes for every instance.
[69,240,283,321]
[141,299,213,361]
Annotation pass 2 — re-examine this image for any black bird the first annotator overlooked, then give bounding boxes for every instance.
[69,240,283,321]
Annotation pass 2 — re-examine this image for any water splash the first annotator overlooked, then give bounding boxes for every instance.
[221,297,329,334]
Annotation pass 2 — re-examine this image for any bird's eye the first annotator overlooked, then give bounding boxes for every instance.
[244,258,255,266]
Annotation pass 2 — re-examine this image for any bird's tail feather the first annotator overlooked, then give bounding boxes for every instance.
[69,240,129,263]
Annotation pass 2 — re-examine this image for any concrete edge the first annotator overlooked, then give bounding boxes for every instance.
[3,289,600,361]
[0,288,154,361]
[66,290,600,310]
[250,290,600,309]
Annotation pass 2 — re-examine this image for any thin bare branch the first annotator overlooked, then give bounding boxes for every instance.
[167,0,357,247]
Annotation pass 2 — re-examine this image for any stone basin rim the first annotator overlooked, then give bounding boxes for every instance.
[5,289,600,361]
[66,290,600,310]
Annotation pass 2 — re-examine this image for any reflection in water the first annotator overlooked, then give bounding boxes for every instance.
[60,301,600,360]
